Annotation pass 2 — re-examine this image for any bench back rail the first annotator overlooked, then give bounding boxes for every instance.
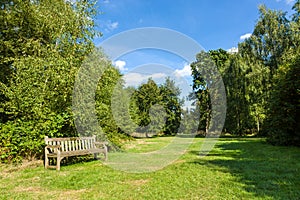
[45,136,98,152]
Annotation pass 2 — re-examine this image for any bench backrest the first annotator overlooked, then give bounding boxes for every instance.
[45,136,97,152]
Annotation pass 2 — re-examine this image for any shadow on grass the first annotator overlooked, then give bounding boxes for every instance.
[191,139,300,199]
[46,155,101,169]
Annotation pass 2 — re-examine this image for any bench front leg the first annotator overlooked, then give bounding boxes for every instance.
[44,147,49,169]
[103,145,108,161]
[57,153,61,171]
[94,141,108,161]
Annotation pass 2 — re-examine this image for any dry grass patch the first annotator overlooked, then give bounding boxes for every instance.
[124,139,156,149]
[13,186,89,200]
[0,160,42,173]
[122,179,150,186]
[14,186,44,193]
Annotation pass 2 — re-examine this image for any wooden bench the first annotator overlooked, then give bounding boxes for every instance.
[44,135,108,171]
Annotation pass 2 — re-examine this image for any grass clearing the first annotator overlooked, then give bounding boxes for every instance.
[0,137,299,199]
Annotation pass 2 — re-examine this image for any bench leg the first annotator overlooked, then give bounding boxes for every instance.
[45,154,49,169]
[57,155,61,171]
[104,152,107,161]
[94,153,98,160]
[104,146,108,161]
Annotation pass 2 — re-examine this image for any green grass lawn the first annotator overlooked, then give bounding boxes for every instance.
[0,137,299,200]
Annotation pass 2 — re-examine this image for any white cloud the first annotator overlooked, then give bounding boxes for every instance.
[103,21,119,32]
[151,73,167,79]
[240,33,252,40]
[124,72,167,87]
[109,21,119,30]
[285,0,295,5]
[103,0,110,3]
[113,60,128,71]
[276,0,295,5]
[124,73,143,86]
[227,47,238,54]
[174,64,191,77]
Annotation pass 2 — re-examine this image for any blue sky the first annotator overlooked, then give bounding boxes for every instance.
[92,0,295,103]
[95,0,295,50]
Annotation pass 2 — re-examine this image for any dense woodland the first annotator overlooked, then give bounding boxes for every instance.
[0,0,299,162]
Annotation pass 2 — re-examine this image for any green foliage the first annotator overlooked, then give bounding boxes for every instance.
[190,51,214,133]
[238,2,300,144]
[192,49,258,135]
[0,0,99,162]
[73,47,133,148]
[236,5,293,136]
[2,0,299,164]
[239,5,292,73]
[190,2,299,142]
[129,78,182,136]
[264,56,300,146]
[0,112,70,162]
[131,79,162,130]
[96,63,133,147]
[211,51,252,135]
[179,108,199,135]
[159,78,182,135]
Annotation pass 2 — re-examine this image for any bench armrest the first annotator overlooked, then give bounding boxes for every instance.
[46,145,61,148]
[45,144,61,154]
[94,142,108,152]
[94,141,108,145]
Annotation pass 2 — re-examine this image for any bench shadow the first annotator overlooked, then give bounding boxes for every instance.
[47,155,102,168]
[189,140,300,199]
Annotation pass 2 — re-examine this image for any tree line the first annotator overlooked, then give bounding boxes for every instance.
[191,2,299,145]
[0,0,299,162]
[0,0,183,161]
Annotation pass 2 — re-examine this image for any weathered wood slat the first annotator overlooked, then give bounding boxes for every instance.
[47,149,105,157]
[45,137,98,142]
[83,140,86,149]
[87,139,90,149]
[75,140,78,151]
[61,141,65,152]
[78,139,82,150]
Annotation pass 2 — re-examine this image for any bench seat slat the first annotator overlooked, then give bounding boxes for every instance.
[47,148,106,157]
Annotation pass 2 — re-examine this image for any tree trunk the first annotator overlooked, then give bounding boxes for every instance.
[256,115,260,133]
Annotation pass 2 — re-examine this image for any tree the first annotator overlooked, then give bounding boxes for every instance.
[238,4,292,134]
[262,1,300,145]
[159,77,182,135]
[291,0,300,48]
[208,49,257,135]
[264,55,300,146]
[0,0,99,161]
[95,63,128,147]
[216,53,251,135]
[239,5,292,75]
[131,79,162,134]
[238,1,300,143]
[190,51,215,134]
[128,78,182,136]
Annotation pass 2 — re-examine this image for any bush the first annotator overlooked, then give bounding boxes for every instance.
[0,113,74,163]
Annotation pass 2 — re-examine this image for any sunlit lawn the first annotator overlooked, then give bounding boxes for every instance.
[0,137,299,199]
